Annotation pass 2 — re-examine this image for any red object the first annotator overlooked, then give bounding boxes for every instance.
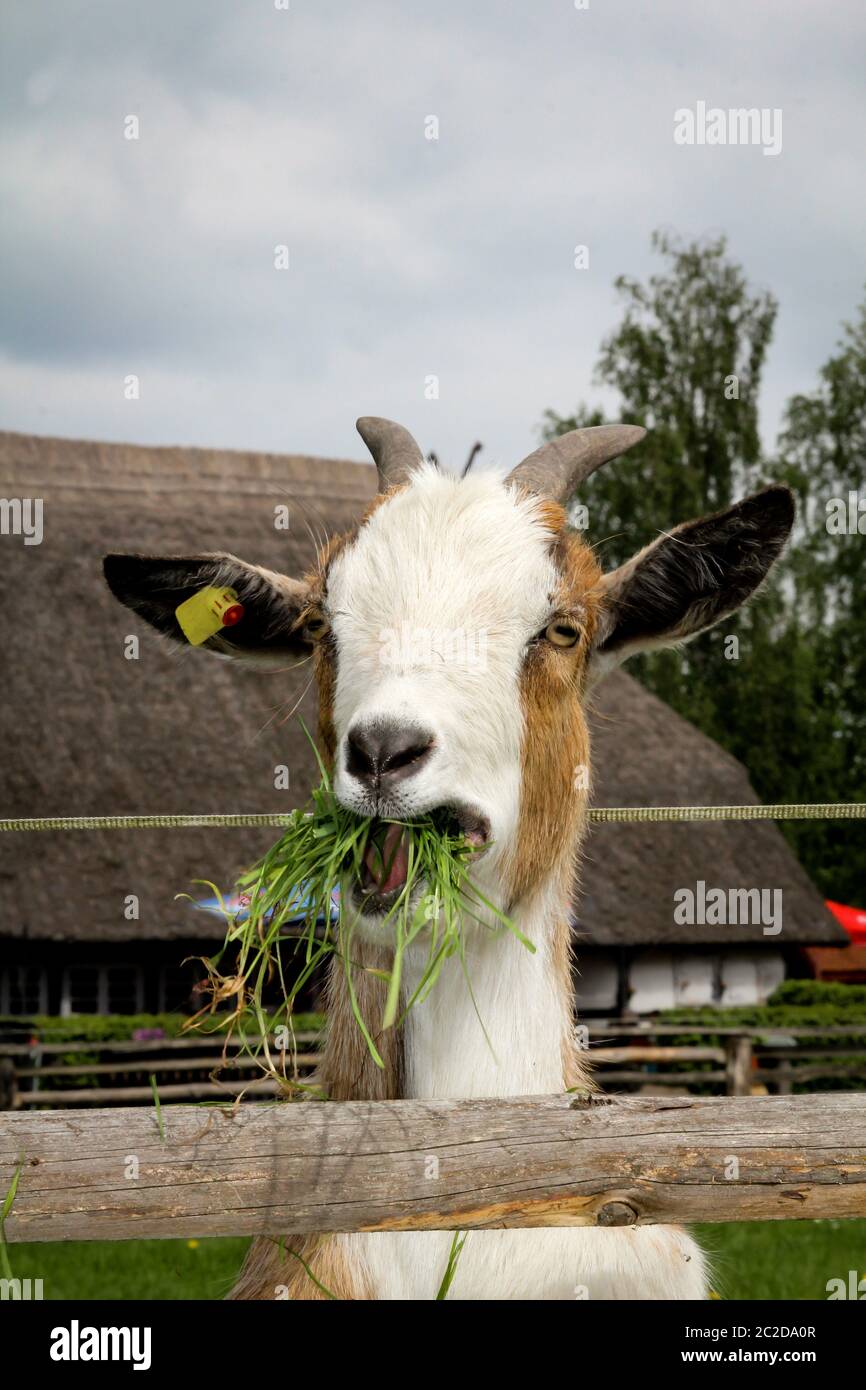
[804,945,866,983]
[825,899,866,944]
[221,603,245,627]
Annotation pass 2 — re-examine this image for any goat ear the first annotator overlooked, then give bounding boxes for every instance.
[588,485,795,682]
[102,553,314,661]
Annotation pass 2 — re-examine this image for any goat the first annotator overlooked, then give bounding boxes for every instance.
[104,417,794,1299]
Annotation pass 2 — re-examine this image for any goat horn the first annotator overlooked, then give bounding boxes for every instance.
[356,417,426,493]
[506,424,646,502]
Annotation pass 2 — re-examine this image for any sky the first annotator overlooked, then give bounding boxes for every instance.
[1,0,864,473]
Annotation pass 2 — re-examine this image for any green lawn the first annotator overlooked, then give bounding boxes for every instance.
[696,1219,866,1301]
[8,1236,250,1301]
[7,1221,865,1300]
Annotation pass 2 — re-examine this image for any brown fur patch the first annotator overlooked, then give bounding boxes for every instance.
[505,527,603,904]
[318,940,403,1101]
[228,1234,372,1301]
[300,530,355,768]
[314,639,338,768]
[359,486,406,524]
[503,522,604,1094]
[533,498,570,536]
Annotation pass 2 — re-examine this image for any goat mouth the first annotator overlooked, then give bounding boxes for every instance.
[358,822,412,899]
[351,805,491,915]
[446,804,491,848]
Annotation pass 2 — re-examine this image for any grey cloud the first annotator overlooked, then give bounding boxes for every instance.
[0,0,864,472]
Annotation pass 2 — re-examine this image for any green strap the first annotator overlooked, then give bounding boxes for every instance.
[0,814,297,832]
[589,803,866,823]
[0,804,863,832]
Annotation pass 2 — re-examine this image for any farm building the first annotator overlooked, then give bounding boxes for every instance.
[0,430,848,1019]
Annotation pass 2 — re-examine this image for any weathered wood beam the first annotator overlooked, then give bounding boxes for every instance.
[0,1034,320,1057]
[13,1080,285,1105]
[17,1055,318,1079]
[590,1046,726,1063]
[1,1093,864,1244]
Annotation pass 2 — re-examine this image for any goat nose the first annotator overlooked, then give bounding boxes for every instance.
[346,721,435,793]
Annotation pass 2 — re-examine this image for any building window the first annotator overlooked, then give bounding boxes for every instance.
[158,963,200,1014]
[0,965,48,1015]
[60,964,144,1016]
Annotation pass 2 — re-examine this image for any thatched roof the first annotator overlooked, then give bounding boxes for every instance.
[0,430,844,949]
[579,677,844,945]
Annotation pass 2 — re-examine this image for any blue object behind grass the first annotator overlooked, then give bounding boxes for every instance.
[191,884,340,929]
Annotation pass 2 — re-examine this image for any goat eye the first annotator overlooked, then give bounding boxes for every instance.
[303,613,331,641]
[545,620,580,648]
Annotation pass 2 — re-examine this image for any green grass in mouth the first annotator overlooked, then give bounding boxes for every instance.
[184,735,532,1086]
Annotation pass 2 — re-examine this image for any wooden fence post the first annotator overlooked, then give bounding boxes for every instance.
[725,1034,753,1095]
[0,1058,17,1111]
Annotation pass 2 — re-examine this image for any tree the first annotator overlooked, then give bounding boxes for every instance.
[544,236,866,901]
[771,295,866,899]
[544,230,778,713]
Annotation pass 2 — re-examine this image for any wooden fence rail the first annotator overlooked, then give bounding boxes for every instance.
[2,1024,863,1109]
[5,1024,865,1108]
[1,1092,864,1244]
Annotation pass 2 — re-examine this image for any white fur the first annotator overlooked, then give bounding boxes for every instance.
[324,468,707,1299]
[341,889,707,1300]
[343,1226,706,1301]
[402,887,568,1099]
[329,465,557,876]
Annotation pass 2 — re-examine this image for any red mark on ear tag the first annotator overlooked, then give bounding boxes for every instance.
[175,585,245,645]
[222,603,245,627]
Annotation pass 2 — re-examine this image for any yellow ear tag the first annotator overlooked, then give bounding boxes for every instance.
[175,586,245,646]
